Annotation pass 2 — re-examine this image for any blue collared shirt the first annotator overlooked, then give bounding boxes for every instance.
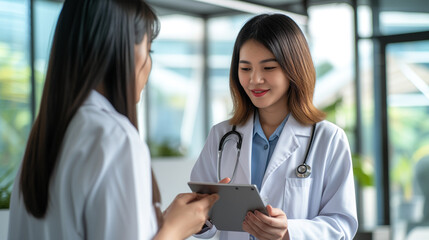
[251,111,290,190]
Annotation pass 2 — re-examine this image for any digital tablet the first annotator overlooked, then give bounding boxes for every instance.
[188,181,268,232]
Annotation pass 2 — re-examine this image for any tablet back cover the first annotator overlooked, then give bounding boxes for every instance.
[188,182,267,232]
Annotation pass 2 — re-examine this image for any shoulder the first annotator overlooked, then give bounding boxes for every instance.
[315,120,350,146]
[74,104,140,142]
[208,119,233,137]
[59,103,150,198]
[316,120,343,135]
[63,103,146,168]
[289,115,344,139]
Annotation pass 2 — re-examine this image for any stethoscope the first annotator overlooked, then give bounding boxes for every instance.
[217,123,317,182]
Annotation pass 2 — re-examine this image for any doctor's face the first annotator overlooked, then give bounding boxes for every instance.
[238,39,290,113]
[135,34,152,103]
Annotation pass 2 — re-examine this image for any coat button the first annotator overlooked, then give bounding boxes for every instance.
[264,145,268,150]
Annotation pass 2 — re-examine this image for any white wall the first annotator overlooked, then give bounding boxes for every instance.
[0,210,9,240]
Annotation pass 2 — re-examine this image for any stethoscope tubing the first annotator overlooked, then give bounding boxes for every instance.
[217,123,317,181]
[217,125,242,182]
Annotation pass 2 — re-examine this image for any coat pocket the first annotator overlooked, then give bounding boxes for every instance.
[283,178,313,219]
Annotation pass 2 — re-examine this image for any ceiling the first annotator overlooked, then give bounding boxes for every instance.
[47,0,429,19]
[146,0,323,17]
[145,0,429,18]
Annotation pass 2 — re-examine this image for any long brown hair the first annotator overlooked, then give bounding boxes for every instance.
[19,0,162,224]
[229,14,325,125]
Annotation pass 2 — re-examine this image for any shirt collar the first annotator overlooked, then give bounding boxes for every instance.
[253,110,290,141]
[253,111,266,139]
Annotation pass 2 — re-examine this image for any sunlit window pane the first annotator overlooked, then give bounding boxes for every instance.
[380,11,429,35]
[387,40,429,240]
[147,15,205,158]
[34,0,62,111]
[309,4,356,145]
[0,0,30,207]
[208,14,250,126]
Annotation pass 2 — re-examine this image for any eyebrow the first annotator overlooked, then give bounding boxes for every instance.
[239,58,277,64]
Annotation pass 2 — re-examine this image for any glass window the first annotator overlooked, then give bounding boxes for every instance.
[207,14,251,127]
[145,14,205,158]
[0,0,62,209]
[357,5,373,38]
[380,11,429,35]
[377,0,429,35]
[387,40,429,240]
[309,4,356,145]
[0,0,31,208]
[358,39,377,230]
[34,0,62,110]
[357,1,429,36]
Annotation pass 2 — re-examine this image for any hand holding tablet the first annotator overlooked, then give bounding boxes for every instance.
[188,182,268,232]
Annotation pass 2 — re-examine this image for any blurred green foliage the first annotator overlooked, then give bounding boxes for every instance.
[316,61,334,78]
[389,108,429,200]
[0,42,38,208]
[321,96,374,187]
[321,91,429,197]
[0,166,14,209]
[148,140,185,158]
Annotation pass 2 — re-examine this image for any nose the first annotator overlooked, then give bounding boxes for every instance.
[250,69,264,84]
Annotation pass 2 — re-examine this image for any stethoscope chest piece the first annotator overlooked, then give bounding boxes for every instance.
[296,163,311,178]
[295,123,317,178]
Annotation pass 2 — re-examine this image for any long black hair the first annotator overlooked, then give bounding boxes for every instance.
[19,0,161,220]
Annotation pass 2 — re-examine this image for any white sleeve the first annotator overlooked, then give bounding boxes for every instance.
[191,126,219,183]
[287,128,358,240]
[191,126,219,239]
[83,127,155,240]
[194,226,218,239]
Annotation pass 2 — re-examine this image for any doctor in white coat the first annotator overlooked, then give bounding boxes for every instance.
[191,14,358,240]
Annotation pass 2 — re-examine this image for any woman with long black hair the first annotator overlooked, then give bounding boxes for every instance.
[8,1,218,239]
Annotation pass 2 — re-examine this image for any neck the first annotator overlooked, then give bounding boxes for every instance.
[95,83,107,98]
[258,108,289,138]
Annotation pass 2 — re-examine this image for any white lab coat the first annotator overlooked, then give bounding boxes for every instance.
[191,113,358,240]
[8,90,158,240]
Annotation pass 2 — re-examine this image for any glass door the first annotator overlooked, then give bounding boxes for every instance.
[386,40,429,240]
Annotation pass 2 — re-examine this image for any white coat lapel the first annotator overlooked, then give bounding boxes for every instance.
[234,113,254,184]
[261,115,310,187]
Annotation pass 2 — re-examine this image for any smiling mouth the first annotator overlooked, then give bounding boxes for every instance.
[251,89,269,97]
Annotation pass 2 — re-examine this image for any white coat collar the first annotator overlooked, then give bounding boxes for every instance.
[84,90,117,113]
[234,112,255,184]
[229,113,314,185]
[261,114,313,188]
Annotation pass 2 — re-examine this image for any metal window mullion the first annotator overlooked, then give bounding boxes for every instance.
[29,0,36,122]
[373,37,390,226]
[202,15,210,138]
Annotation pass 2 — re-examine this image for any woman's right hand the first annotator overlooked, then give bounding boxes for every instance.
[154,192,219,240]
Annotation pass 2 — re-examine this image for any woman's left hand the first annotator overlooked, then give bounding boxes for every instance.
[242,204,289,240]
